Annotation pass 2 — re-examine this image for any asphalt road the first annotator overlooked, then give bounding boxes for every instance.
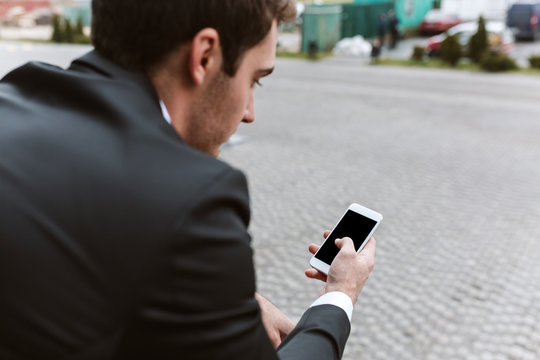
[2,42,540,360]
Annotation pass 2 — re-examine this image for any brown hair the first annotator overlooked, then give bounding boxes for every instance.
[91,0,296,76]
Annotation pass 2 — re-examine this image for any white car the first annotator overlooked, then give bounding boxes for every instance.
[426,21,515,57]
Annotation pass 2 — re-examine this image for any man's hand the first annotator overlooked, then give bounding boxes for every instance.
[255,292,295,348]
[305,230,376,304]
[305,230,332,282]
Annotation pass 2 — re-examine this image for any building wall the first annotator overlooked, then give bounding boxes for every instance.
[395,0,434,29]
[353,0,435,28]
[0,0,51,18]
[354,0,392,4]
[441,0,515,21]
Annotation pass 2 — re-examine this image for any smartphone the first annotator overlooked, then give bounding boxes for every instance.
[310,203,382,275]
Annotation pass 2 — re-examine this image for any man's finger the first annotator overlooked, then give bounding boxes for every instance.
[308,243,319,255]
[269,331,280,348]
[323,230,331,239]
[305,269,328,282]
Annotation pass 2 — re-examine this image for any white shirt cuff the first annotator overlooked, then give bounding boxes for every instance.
[309,291,353,322]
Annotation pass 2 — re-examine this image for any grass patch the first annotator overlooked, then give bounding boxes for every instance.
[1,38,51,43]
[2,38,91,45]
[516,67,540,76]
[373,57,540,75]
[374,58,480,71]
[276,51,332,60]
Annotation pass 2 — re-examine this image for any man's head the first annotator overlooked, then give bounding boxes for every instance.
[91,0,296,76]
[91,0,296,157]
[174,19,279,156]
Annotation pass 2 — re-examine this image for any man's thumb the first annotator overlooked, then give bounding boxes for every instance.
[335,237,354,251]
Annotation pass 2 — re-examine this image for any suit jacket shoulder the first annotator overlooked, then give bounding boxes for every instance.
[0,50,350,360]
[0,51,276,360]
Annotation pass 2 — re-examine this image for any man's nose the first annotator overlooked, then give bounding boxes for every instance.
[242,91,255,123]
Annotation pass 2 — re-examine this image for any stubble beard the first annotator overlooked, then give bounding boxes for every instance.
[185,71,231,157]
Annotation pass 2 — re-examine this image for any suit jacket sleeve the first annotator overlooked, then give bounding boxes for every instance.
[114,166,277,360]
[114,164,350,360]
[277,305,351,360]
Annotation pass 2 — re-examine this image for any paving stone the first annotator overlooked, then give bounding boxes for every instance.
[221,59,540,359]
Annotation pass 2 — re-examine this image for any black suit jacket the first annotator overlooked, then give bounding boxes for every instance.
[0,50,350,359]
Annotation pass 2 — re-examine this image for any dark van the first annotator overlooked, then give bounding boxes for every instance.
[507,2,540,40]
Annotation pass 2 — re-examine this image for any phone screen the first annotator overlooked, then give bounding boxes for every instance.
[314,210,377,265]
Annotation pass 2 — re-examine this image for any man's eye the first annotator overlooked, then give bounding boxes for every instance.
[254,80,263,87]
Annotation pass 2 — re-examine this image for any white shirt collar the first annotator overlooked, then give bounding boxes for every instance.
[159,100,172,125]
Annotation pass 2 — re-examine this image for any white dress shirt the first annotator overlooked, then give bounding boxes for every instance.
[160,100,172,125]
[159,100,353,322]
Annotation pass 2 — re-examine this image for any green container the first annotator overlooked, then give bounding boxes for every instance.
[301,5,343,53]
[352,0,435,30]
[342,2,394,39]
[354,0,393,4]
[394,0,434,29]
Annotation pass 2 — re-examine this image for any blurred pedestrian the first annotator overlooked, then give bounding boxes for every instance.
[388,9,400,49]
[371,39,382,62]
[378,13,387,46]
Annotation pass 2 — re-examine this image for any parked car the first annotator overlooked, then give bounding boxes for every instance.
[419,9,462,36]
[506,2,540,40]
[426,21,515,57]
[32,7,53,26]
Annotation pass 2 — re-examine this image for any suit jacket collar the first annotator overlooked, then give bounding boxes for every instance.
[70,49,160,107]
[69,49,186,141]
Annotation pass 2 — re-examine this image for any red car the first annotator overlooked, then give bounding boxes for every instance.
[420,9,462,36]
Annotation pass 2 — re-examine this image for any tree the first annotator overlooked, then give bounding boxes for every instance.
[50,14,90,44]
[440,34,461,67]
[75,16,84,37]
[63,18,74,43]
[73,16,91,44]
[410,46,425,62]
[51,14,64,43]
[480,53,518,72]
[468,16,488,63]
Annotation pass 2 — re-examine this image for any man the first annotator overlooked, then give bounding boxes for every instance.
[388,9,400,49]
[378,13,387,47]
[0,1,376,359]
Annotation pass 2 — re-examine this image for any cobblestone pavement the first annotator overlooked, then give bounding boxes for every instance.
[220,60,540,360]
[3,43,540,360]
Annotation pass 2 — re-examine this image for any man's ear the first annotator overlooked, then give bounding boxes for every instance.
[189,28,221,85]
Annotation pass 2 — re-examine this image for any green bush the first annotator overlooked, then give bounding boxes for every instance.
[64,19,74,43]
[529,55,540,69]
[51,14,64,43]
[480,53,518,72]
[468,16,488,63]
[51,16,90,44]
[73,34,91,44]
[75,17,84,37]
[410,46,425,62]
[440,34,461,67]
